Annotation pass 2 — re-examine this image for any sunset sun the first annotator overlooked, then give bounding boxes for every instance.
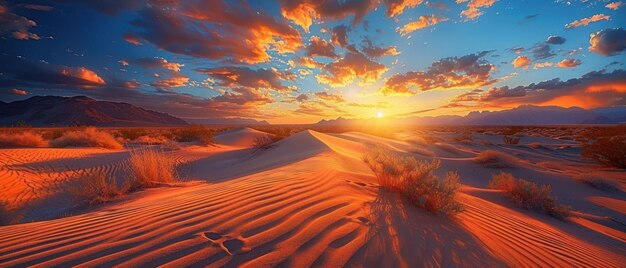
[377,111,383,118]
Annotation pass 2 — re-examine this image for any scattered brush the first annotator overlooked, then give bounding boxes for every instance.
[503,135,520,145]
[50,127,123,149]
[129,148,179,189]
[160,140,182,151]
[453,132,473,143]
[581,134,626,169]
[473,150,517,168]
[489,172,571,219]
[576,174,621,192]
[67,170,130,206]
[117,129,148,141]
[0,130,48,148]
[363,147,462,216]
[172,125,214,145]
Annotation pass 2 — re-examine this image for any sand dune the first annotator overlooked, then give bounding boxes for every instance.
[0,129,624,267]
[213,127,271,148]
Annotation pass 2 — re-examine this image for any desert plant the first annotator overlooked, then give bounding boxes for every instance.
[363,148,462,215]
[67,170,130,206]
[453,132,473,143]
[503,135,520,145]
[129,148,178,188]
[172,125,214,145]
[0,130,48,148]
[117,129,148,141]
[581,135,626,169]
[576,175,621,192]
[489,172,571,219]
[50,127,123,149]
[503,126,524,136]
[473,150,517,168]
[160,140,182,151]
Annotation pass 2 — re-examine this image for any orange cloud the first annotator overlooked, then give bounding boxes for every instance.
[605,2,623,10]
[589,28,626,56]
[118,60,129,67]
[10,88,29,95]
[556,58,581,68]
[385,0,424,17]
[316,51,388,88]
[512,56,531,69]
[397,14,447,36]
[61,67,106,85]
[565,14,610,28]
[457,0,496,20]
[533,62,553,69]
[150,74,189,89]
[197,67,294,92]
[361,38,400,58]
[586,83,626,93]
[315,92,345,103]
[306,36,338,58]
[278,0,377,31]
[123,33,142,46]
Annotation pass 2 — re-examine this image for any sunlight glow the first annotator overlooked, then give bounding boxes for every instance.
[377,111,383,118]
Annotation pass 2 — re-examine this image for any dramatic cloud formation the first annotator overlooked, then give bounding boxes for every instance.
[278,0,377,31]
[197,67,294,92]
[397,15,447,36]
[10,88,29,95]
[589,28,626,56]
[211,87,274,105]
[129,1,303,64]
[380,51,496,95]
[512,56,531,69]
[306,36,338,58]
[315,92,345,103]
[317,51,388,88]
[565,14,610,28]
[605,1,623,10]
[132,57,183,72]
[457,0,497,20]
[0,2,41,40]
[385,0,423,17]
[60,67,106,86]
[451,69,626,108]
[557,58,581,68]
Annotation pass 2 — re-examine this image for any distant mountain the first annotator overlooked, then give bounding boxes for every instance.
[317,105,626,126]
[184,117,270,125]
[0,96,188,127]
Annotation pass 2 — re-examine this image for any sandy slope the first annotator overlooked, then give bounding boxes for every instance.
[0,129,624,267]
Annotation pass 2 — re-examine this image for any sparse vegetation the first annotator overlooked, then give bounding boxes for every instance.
[50,127,123,149]
[171,125,214,145]
[489,172,571,219]
[473,150,517,168]
[117,129,148,141]
[453,132,473,143]
[0,130,48,148]
[67,170,130,206]
[581,131,626,169]
[503,135,520,145]
[363,147,462,216]
[576,174,621,192]
[129,148,179,189]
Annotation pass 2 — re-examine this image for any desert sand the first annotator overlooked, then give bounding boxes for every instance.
[0,127,624,267]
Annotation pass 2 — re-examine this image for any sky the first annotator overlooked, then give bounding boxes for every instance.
[1,0,625,124]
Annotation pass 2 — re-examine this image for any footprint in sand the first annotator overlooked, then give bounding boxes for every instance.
[222,238,244,255]
[203,232,222,241]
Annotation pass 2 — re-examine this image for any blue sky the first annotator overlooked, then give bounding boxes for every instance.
[1,0,625,123]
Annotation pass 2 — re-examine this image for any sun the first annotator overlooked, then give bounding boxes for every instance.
[376,111,383,118]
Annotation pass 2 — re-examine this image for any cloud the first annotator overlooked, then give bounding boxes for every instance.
[123,33,142,46]
[292,56,323,69]
[385,0,424,17]
[457,0,497,20]
[531,43,555,59]
[512,56,531,69]
[197,66,294,92]
[295,94,309,102]
[278,0,377,31]
[451,69,626,108]
[294,101,351,117]
[306,36,338,58]
[54,0,145,15]
[589,28,626,56]
[10,88,29,95]
[211,87,274,105]
[132,57,183,72]
[565,14,610,29]
[118,60,129,67]
[316,51,388,88]
[556,58,581,68]
[533,62,553,69]
[380,51,496,95]
[330,25,357,51]
[23,4,53,11]
[149,73,189,89]
[60,67,106,86]
[361,38,400,58]
[605,1,623,10]
[546,35,566,45]
[397,14,447,36]
[315,92,345,102]
[0,3,41,40]
[129,1,303,64]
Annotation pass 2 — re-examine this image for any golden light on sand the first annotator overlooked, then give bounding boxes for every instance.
[377,111,383,118]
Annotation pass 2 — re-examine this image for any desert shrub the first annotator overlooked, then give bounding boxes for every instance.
[67,170,130,206]
[363,148,462,215]
[453,132,473,142]
[489,172,570,219]
[503,126,524,136]
[172,125,214,145]
[576,175,621,192]
[581,135,626,169]
[134,135,169,145]
[473,150,517,168]
[50,127,123,149]
[117,129,148,141]
[0,130,48,148]
[129,148,178,188]
[503,135,520,145]
[161,140,182,151]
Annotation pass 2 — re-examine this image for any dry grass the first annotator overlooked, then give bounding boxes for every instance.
[489,172,571,219]
[160,140,182,151]
[473,150,517,168]
[171,125,214,145]
[576,174,621,192]
[50,127,123,149]
[364,147,462,216]
[129,148,179,189]
[503,135,520,145]
[0,131,48,148]
[67,171,130,206]
[581,134,626,169]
